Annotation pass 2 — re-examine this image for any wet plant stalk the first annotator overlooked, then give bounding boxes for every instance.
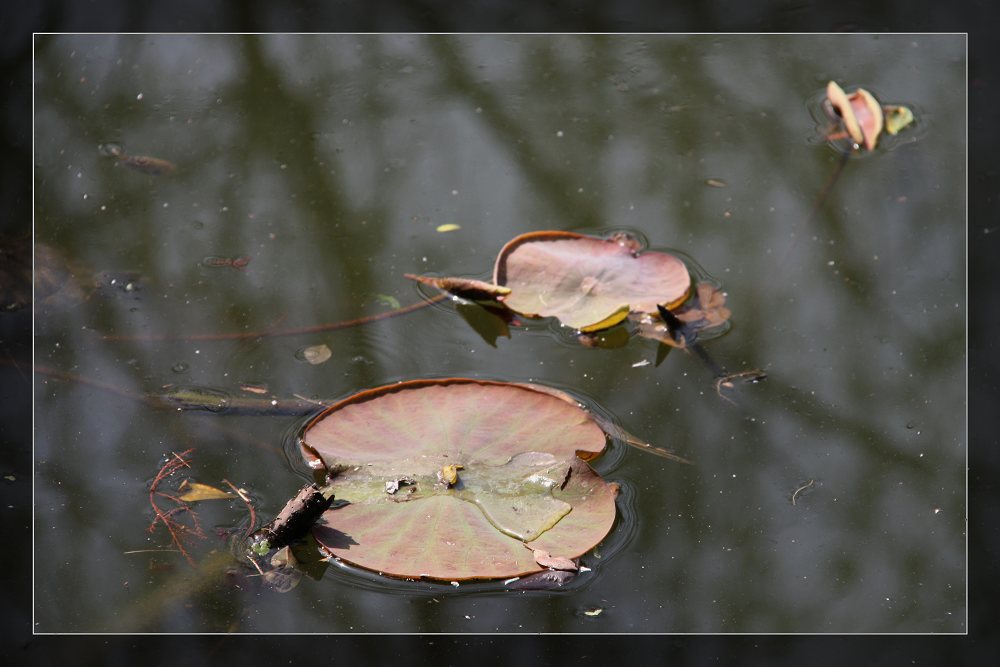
[102,294,446,342]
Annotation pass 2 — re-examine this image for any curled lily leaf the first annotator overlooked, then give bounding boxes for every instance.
[826,81,883,151]
[823,81,915,152]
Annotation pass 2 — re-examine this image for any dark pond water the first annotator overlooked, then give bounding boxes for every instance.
[32,34,965,633]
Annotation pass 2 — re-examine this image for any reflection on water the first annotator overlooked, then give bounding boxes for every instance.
[31,34,965,633]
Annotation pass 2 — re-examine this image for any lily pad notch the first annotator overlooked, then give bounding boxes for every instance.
[298,378,621,582]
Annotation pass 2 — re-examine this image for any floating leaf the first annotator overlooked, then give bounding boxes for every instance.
[492,231,692,331]
[532,548,578,572]
[100,144,176,175]
[635,281,731,348]
[298,344,332,365]
[262,546,303,593]
[436,223,461,233]
[302,379,617,581]
[176,481,233,502]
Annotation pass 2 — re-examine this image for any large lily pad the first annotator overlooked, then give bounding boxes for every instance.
[492,231,692,332]
[301,378,618,581]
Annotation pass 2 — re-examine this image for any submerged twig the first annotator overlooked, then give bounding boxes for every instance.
[778,149,852,270]
[618,431,693,465]
[147,448,205,568]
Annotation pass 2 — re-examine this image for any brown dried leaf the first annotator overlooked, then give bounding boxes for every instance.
[405,273,511,300]
[532,548,578,572]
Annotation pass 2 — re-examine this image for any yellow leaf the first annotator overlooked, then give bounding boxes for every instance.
[177,482,233,502]
[436,224,461,233]
[578,304,630,333]
[439,463,464,486]
[883,105,914,135]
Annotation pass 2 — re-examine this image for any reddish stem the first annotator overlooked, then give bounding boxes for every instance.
[101,294,447,342]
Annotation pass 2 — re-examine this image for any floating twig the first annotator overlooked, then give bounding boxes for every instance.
[713,369,769,405]
[791,479,816,506]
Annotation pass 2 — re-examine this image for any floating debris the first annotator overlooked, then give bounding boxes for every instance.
[297,344,332,365]
[99,142,175,175]
[385,477,416,495]
[202,255,251,269]
[704,178,728,188]
[436,223,461,233]
[437,463,464,487]
[531,548,578,572]
[374,293,401,309]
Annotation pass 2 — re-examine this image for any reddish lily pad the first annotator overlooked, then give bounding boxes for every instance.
[492,231,692,332]
[301,378,618,581]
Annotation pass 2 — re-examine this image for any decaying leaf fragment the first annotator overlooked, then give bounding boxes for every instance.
[176,480,234,502]
[822,81,915,152]
[385,476,416,494]
[405,273,511,301]
[635,282,731,348]
[438,463,464,487]
[261,545,304,593]
[99,142,176,175]
[531,548,578,572]
[299,344,332,365]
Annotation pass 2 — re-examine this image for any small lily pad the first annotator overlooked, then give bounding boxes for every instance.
[493,231,692,332]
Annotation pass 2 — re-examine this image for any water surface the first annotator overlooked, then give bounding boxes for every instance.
[32,34,965,633]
